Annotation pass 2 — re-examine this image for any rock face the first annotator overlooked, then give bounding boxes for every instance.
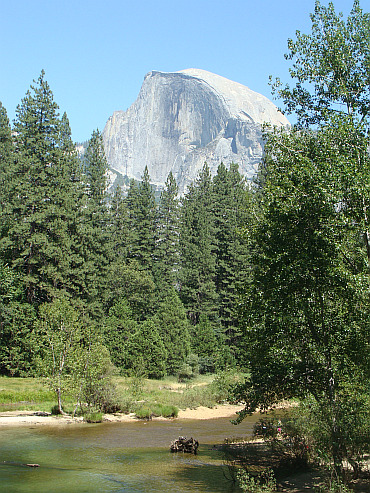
[102,69,290,194]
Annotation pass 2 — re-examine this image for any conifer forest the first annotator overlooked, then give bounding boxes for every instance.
[0,1,369,484]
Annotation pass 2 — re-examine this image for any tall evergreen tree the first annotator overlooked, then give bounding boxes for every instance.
[0,102,14,253]
[9,71,79,304]
[152,290,191,375]
[179,163,218,325]
[153,172,180,293]
[125,167,156,271]
[79,129,110,315]
[212,162,253,356]
[110,185,129,259]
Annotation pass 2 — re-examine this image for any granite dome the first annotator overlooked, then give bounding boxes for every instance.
[103,69,289,194]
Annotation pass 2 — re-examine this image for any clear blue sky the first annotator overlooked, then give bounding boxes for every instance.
[0,0,364,143]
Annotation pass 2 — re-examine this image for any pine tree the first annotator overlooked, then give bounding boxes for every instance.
[0,102,14,254]
[79,129,110,315]
[125,178,140,261]
[212,162,253,356]
[124,166,156,271]
[110,185,129,259]
[9,71,79,304]
[152,290,191,375]
[153,172,180,293]
[179,163,218,325]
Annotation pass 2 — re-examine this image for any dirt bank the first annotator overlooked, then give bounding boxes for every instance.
[0,404,245,427]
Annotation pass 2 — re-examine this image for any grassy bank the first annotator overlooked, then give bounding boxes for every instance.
[0,372,241,418]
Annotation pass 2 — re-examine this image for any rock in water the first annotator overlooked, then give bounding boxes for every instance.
[170,436,199,454]
[103,69,290,194]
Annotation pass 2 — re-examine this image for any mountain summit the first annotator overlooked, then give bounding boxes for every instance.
[102,69,289,193]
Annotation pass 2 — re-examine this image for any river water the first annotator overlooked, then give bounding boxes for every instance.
[0,415,258,492]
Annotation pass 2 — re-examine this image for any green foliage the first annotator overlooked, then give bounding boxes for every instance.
[237,468,276,493]
[270,0,370,126]
[103,299,137,369]
[177,354,200,382]
[210,369,244,404]
[125,319,167,379]
[79,129,110,316]
[152,290,191,375]
[9,71,80,305]
[192,314,219,373]
[0,102,14,249]
[212,162,254,355]
[179,163,218,325]
[125,167,156,270]
[237,2,370,476]
[134,402,179,419]
[84,411,103,423]
[106,261,155,321]
[76,343,120,414]
[154,172,180,292]
[0,261,36,375]
[35,298,115,415]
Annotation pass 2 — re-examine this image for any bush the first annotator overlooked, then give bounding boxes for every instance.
[135,403,179,419]
[178,354,199,382]
[237,468,276,493]
[253,414,312,471]
[50,404,62,415]
[177,363,194,382]
[84,411,103,423]
[134,406,153,420]
[210,369,243,403]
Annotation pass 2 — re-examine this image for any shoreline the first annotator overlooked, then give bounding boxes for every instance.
[0,404,246,427]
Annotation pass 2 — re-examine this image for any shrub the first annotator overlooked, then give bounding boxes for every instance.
[84,411,103,423]
[210,369,243,403]
[237,468,276,493]
[135,406,153,420]
[161,405,178,418]
[177,363,194,382]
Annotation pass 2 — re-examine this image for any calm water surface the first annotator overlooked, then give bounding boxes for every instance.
[0,415,258,492]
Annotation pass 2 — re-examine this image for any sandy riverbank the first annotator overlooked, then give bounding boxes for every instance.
[0,404,245,427]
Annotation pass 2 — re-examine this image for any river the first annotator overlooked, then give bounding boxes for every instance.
[0,415,258,492]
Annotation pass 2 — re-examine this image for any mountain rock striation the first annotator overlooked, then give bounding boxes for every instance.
[102,69,290,193]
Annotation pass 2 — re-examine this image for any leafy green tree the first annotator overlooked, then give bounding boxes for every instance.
[35,297,111,414]
[35,298,84,414]
[237,124,370,475]
[152,290,191,375]
[179,163,218,325]
[237,2,370,478]
[270,0,370,126]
